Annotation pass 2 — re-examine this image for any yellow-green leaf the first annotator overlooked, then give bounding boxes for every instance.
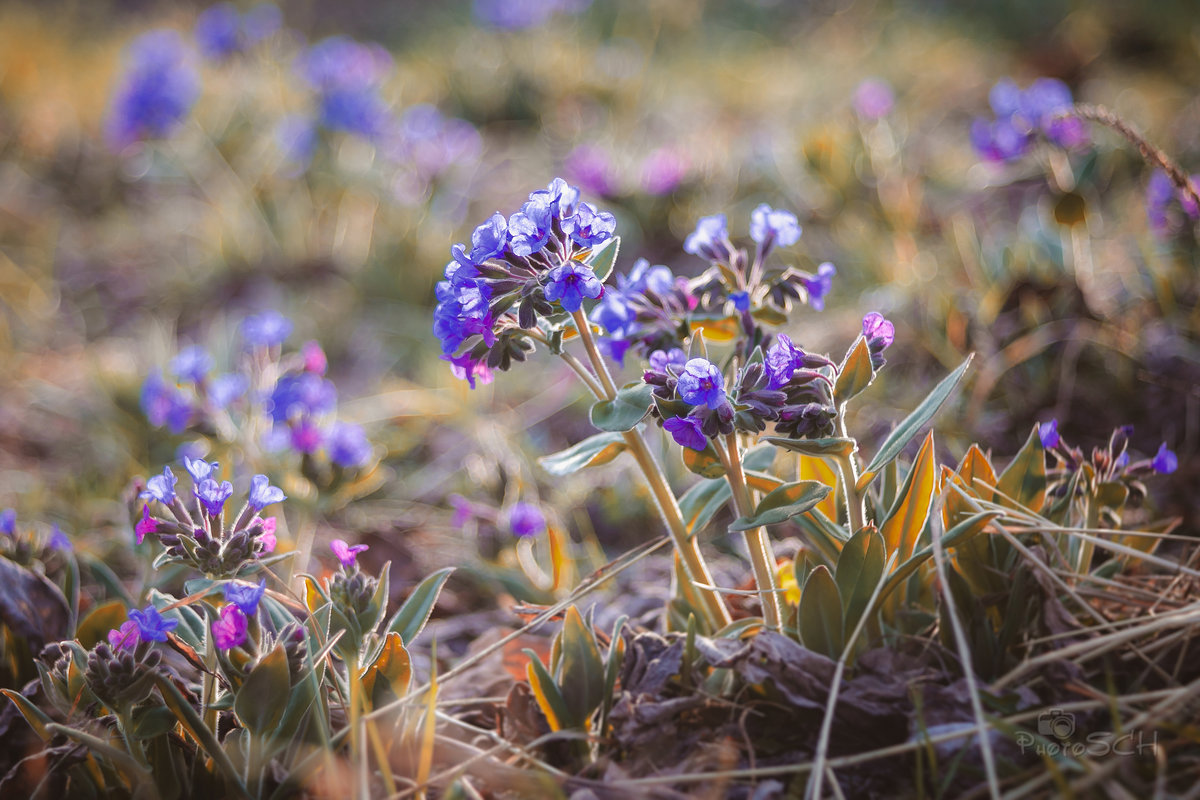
[539,432,628,476]
[362,631,412,704]
[556,606,605,727]
[524,650,570,731]
[879,432,937,562]
[682,441,726,478]
[798,565,843,658]
[729,481,832,531]
[997,425,1046,514]
[834,337,875,405]
[797,454,841,521]
[75,600,129,650]
[835,527,885,639]
[235,644,290,735]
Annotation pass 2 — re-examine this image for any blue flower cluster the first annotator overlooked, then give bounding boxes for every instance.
[387,105,483,206]
[970,78,1089,163]
[140,311,372,469]
[195,2,281,61]
[1146,170,1200,237]
[473,0,592,30]
[293,37,394,143]
[105,30,201,149]
[433,178,617,387]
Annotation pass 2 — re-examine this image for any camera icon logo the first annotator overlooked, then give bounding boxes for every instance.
[1037,709,1076,740]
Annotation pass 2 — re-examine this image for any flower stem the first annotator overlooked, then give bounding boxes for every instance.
[836,416,866,533]
[569,310,732,630]
[719,433,782,630]
[117,708,149,768]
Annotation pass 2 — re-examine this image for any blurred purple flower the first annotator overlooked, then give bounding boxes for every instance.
[565,145,617,197]
[326,422,372,468]
[302,341,328,374]
[730,291,750,312]
[108,620,141,651]
[801,262,836,311]
[473,0,591,29]
[135,505,157,545]
[1038,419,1060,449]
[0,509,15,536]
[242,311,293,348]
[664,415,707,451]
[268,373,337,423]
[141,373,193,434]
[105,30,200,149]
[853,78,894,120]
[275,114,318,167]
[195,3,241,59]
[750,204,802,253]
[442,352,494,390]
[209,373,248,409]
[331,538,368,567]
[1152,443,1178,475]
[507,502,546,537]
[258,517,277,553]
[170,345,212,384]
[684,214,731,262]
[212,605,248,650]
[48,524,71,551]
[640,149,687,195]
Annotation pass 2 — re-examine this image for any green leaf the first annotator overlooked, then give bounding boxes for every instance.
[523,649,572,731]
[1,688,54,741]
[789,507,848,565]
[75,600,129,650]
[797,565,843,658]
[834,337,875,405]
[585,236,620,282]
[729,481,832,530]
[538,432,627,476]
[835,528,885,639]
[556,606,605,727]
[590,382,654,432]
[132,705,178,739]
[357,561,391,640]
[235,644,291,736]
[858,354,973,489]
[682,441,726,478]
[385,567,455,646]
[155,674,250,798]
[879,432,937,563]
[678,478,732,535]
[996,425,1047,514]
[743,444,778,472]
[765,437,857,458]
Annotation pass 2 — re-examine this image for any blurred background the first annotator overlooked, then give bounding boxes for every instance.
[0,0,1197,609]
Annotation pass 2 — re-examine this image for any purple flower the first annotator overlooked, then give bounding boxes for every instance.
[170,345,212,384]
[326,422,372,468]
[562,202,617,248]
[330,538,368,567]
[765,334,806,390]
[664,415,707,451]
[195,478,234,516]
[1038,419,1060,449]
[142,466,179,505]
[105,30,200,149]
[223,579,266,616]
[296,37,394,140]
[135,505,157,545]
[275,114,318,167]
[619,258,675,296]
[268,373,337,423]
[853,78,894,120]
[683,214,731,262]
[545,262,603,312]
[128,606,179,643]
[862,312,895,349]
[970,117,1031,163]
[649,348,687,374]
[1,509,15,536]
[248,474,286,511]
[442,352,495,390]
[730,291,750,312]
[467,213,509,264]
[241,311,293,349]
[508,196,554,257]
[749,204,802,251]
[108,620,141,651]
[565,145,617,197]
[801,262,836,311]
[289,420,323,454]
[676,358,726,409]
[449,495,474,527]
[1152,443,1178,475]
[507,502,546,537]
[212,604,248,650]
[532,177,580,221]
[141,373,193,434]
[258,517,277,554]
[640,149,687,195]
[183,456,218,484]
[434,273,494,356]
[302,341,328,375]
[48,524,71,551]
[209,373,248,409]
[195,3,241,59]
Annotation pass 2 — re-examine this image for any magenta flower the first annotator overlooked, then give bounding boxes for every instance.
[331,538,368,567]
[107,620,141,651]
[135,505,158,545]
[258,516,278,554]
[212,604,248,650]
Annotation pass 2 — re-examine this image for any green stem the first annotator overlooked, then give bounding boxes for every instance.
[836,415,866,532]
[570,310,732,630]
[1079,495,1100,575]
[719,434,782,630]
[117,708,149,768]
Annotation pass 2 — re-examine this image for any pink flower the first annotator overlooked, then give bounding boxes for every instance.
[258,516,277,554]
[212,604,248,650]
[107,620,141,650]
[135,505,157,545]
[330,538,368,567]
[302,340,328,374]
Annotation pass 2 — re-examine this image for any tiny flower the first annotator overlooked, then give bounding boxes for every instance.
[326,422,372,468]
[141,467,179,505]
[749,204,802,250]
[258,517,277,554]
[862,312,895,349]
[330,538,368,567]
[683,214,731,262]
[302,341,328,374]
[212,604,248,650]
[1152,443,1178,475]
[1038,419,1060,449]
[467,212,509,264]
[105,30,200,149]
[195,478,234,516]
[223,579,266,616]
[248,474,286,511]
[730,291,750,312]
[649,348,687,374]
[561,202,617,248]
[442,352,494,390]
[765,334,806,390]
[48,524,71,552]
[183,456,218,484]
[141,373,193,433]
[135,505,157,545]
[533,177,580,220]
[507,502,546,537]
[676,358,727,409]
[664,415,708,451]
[107,620,141,651]
[801,262,836,311]
[128,606,179,643]
[170,345,212,384]
[209,373,248,410]
[0,509,15,536]
[853,78,894,120]
[449,495,474,527]
[241,311,293,349]
[289,420,324,454]
[508,196,554,257]
[545,262,603,313]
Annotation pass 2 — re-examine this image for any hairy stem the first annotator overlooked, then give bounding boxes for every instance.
[836,416,867,532]
[718,433,782,630]
[570,310,732,630]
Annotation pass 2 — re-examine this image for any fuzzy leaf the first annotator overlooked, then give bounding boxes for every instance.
[766,437,857,458]
[556,606,605,727]
[585,236,620,282]
[729,481,832,531]
[798,565,843,658]
[362,632,412,704]
[386,567,454,646]
[678,478,732,534]
[539,432,628,476]
[1,688,54,741]
[590,382,654,432]
[75,600,130,650]
[834,337,875,405]
[835,527,885,639]
[857,354,972,490]
[744,470,784,494]
[996,425,1047,514]
[879,432,937,562]
[235,644,291,736]
[682,441,726,478]
[524,650,570,731]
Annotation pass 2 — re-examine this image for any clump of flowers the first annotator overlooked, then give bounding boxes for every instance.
[105,29,201,149]
[1146,168,1200,237]
[970,77,1089,162]
[194,2,281,61]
